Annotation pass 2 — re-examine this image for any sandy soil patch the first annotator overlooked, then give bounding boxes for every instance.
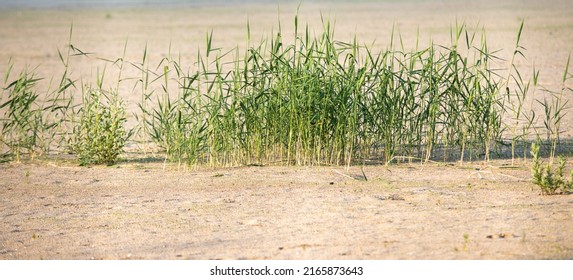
[1,160,572,259]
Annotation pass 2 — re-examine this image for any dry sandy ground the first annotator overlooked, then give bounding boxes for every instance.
[1,0,573,260]
[1,160,572,259]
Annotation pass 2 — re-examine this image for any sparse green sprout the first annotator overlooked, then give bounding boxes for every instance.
[462,233,470,252]
[531,142,573,195]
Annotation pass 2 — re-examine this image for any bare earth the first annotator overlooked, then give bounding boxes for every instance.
[1,0,573,260]
[1,160,573,259]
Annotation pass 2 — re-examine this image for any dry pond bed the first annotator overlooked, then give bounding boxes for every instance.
[1,160,572,259]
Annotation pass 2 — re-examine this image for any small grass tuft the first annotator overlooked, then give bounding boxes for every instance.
[531,142,573,195]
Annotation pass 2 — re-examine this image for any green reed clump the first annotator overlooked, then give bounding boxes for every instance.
[361,24,505,164]
[145,68,208,166]
[3,15,568,169]
[136,18,516,167]
[538,55,571,161]
[0,25,81,163]
[1,65,43,161]
[1,62,73,162]
[71,85,130,165]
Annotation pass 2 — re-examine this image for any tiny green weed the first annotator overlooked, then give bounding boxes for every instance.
[531,142,573,195]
